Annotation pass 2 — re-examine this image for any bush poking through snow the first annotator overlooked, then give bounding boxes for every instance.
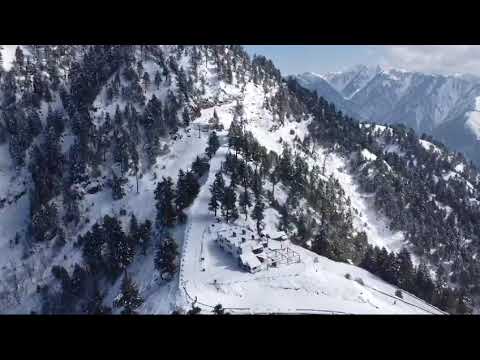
[395,289,403,299]
[213,304,225,315]
[345,273,351,280]
[355,277,365,286]
[187,304,202,315]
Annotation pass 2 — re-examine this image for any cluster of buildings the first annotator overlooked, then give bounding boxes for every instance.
[215,226,300,273]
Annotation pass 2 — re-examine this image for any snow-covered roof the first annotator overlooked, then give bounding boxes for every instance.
[240,252,262,269]
[240,242,263,252]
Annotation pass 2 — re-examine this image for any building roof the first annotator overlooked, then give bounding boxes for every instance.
[240,252,262,269]
[239,241,263,252]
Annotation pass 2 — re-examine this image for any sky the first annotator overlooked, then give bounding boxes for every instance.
[244,45,480,77]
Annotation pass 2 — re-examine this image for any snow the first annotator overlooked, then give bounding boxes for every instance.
[172,91,440,314]
[239,252,262,270]
[0,45,17,71]
[435,200,453,219]
[384,144,404,156]
[465,96,480,141]
[443,171,459,182]
[317,150,405,253]
[176,133,441,314]
[455,163,465,173]
[0,47,443,314]
[419,139,442,154]
[360,123,388,133]
[0,144,30,266]
[361,148,377,161]
[441,170,475,191]
[323,65,381,99]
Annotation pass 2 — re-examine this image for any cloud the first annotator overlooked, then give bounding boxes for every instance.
[380,45,480,76]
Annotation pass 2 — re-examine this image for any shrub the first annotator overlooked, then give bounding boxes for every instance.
[395,289,403,298]
[354,277,364,286]
[345,273,351,280]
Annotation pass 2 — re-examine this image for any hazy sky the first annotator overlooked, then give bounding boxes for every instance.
[244,45,480,76]
[244,45,380,75]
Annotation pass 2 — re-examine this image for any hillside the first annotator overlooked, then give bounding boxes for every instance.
[0,45,472,314]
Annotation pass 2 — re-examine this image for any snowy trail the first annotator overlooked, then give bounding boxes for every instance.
[177,135,229,310]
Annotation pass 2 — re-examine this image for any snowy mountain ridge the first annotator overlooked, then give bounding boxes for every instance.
[0,46,475,314]
[295,66,480,167]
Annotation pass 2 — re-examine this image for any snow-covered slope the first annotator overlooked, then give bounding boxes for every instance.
[0,46,450,314]
[0,45,17,71]
[293,72,362,119]
[465,96,480,140]
[174,95,442,315]
[323,65,381,99]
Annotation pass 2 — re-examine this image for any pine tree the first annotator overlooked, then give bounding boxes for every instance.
[360,246,376,273]
[82,222,105,274]
[142,71,151,90]
[114,272,144,315]
[175,169,187,211]
[206,131,220,159]
[154,177,176,230]
[154,236,179,280]
[1,71,17,107]
[112,172,126,200]
[209,172,225,217]
[397,248,414,291]
[113,128,130,174]
[63,183,80,225]
[175,169,200,213]
[222,182,238,223]
[278,145,293,183]
[182,108,191,127]
[14,46,25,69]
[71,264,87,297]
[251,195,265,234]
[138,219,152,255]
[192,156,210,177]
[239,188,252,221]
[209,192,220,218]
[270,166,280,199]
[31,203,59,242]
[129,214,140,248]
[85,281,111,314]
[154,70,162,89]
[103,215,134,277]
[54,228,66,249]
[184,170,200,205]
[251,170,263,198]
[228,118,243,157]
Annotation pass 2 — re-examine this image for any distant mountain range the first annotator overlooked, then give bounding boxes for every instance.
[294,66,480,166]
